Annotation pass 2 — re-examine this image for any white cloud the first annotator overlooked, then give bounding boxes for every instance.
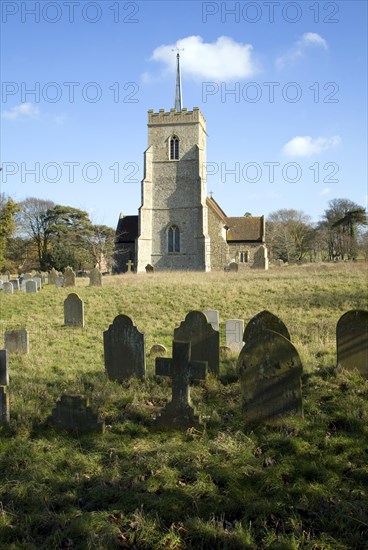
[319,187,331,196]
[282,135,341,157]
[276,32,328,69]
[1,102,40,120]
[148,35,258,81]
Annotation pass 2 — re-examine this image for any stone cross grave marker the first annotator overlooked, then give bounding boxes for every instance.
[4,330,29,354]
[103,314,146,382]
[89,267,102,286]
[0,386,10,425]
[155,341,206,429]
[226,319,244,354]
[126,260,133,273]
[174,311,219,376]
[49,268,57,284]
[3,282,13,294]
[0,350,9,386]
[202,310,220,331]
[64,266,76,287]
[336,309,368,378]
[243,310,290,345]
[25,280,37,293]
[55,276,64,288]
[64,293,84,327]
[48,394,104,433]
[238,329,303,424]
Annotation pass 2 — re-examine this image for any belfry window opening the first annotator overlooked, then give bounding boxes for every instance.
[168,225,180,253]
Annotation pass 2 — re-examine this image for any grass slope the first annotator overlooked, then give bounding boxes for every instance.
[0,264,367,549]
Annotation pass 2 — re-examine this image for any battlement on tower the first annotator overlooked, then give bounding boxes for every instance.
[147,107,206,128]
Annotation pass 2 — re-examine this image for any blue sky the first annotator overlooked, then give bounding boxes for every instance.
[1,0,367,228]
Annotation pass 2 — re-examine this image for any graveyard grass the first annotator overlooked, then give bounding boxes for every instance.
[1,263,367,550]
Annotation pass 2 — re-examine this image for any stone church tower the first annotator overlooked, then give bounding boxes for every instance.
[137,54,210,272]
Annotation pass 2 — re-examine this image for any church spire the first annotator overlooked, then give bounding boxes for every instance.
[174,52,182,112]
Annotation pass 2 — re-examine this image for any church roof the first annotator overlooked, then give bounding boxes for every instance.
[115,215,138,243]
[225,216,265,242]
[206,196,227,221]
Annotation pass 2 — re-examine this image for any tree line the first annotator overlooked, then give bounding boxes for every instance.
[0,195,367,272]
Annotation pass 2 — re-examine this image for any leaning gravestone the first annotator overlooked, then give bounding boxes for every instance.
[64,266,76,287]
[174,311,219,376]
[336,310,368,378]
[103,314,146,381]
[0,386,10,425]
[155,341,206,429]
[89,268,102,287]
[55,276,64,288]
[202,310,220,331]
[47,394,104,433]
[64,293,84,327]
[3,282,13,294]
[0,349,9,386]
[49,268,57,284]
[25,280,37,293]
[238,329,303,424]
[4,330,29,354]
[226,319,244,353]
[243,310,290,345]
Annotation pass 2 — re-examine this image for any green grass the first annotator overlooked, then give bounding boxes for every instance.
[0,263,367,549]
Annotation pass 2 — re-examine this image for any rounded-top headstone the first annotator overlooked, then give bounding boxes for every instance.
[243,310,290,344]
[336,309,368,378]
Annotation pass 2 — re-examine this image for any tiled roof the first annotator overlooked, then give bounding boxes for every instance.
[115,215,139,243]
[225,216,264,242]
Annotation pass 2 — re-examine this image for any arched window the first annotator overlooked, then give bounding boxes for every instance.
[170,136,179,160]
[168,225,180,253]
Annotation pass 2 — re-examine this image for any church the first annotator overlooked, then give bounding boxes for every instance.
[114,54,267,273]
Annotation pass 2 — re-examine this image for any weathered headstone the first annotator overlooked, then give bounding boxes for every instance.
[228,262,239,272]
[47,394,104,433]
[4,330,29,354]
[64,266,76,287]
[3,282,13,294]
[174,311,219,376]
[33,277,42,290]
[1,274,9,282]
[149,344,167,357]
[23,273,33,280]
[89,267,102,287]
[49,268,57,284]
[253,245,269,270]
[155,341,206,429]
[238,329,303,424]
[55,276,64,288]
[243,310,290,344]
[0,280,3,290]
[226,319,245,353]
[202,310,220,331]
[10,279,19,291]
[0,349,9,386]
[0,386,10,425]
[145,264,154,273]
[64,293,84,327]
[25,280,37,293]
[336,310,368,378]
[103,314,146,381]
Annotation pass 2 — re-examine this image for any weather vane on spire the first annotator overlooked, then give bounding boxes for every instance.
[172,46,184,112]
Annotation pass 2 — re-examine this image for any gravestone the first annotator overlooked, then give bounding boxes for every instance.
[238,329,303,424]
[89,267,102,287]
[228,262,239,272]
[25,280,37,293]
[4,270,10,278]
[126,260,133,273]
[202,310,220,331]
[23,273,33,280]
[33,277,42,290]
[103,314,146,381]
[0,349,9,386]
[55,276,64,288]
[174,311,219,376]
[3,282,13,294]
[253,245,269,270]
[64,266,76,287]
[336,310,368,378]
[0,386,10,425]
[149,344,167,357]
[155,341,206,429]
[64,293,84,327]
[1,274,9,282]
[47,394,104,433]
[10,279,19,291]
[4,330,29,354]
[243,310,290,345]
[49,268,57,284]
[226,319,245,353]
[0,280,3,290]
[145,264,154,273]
